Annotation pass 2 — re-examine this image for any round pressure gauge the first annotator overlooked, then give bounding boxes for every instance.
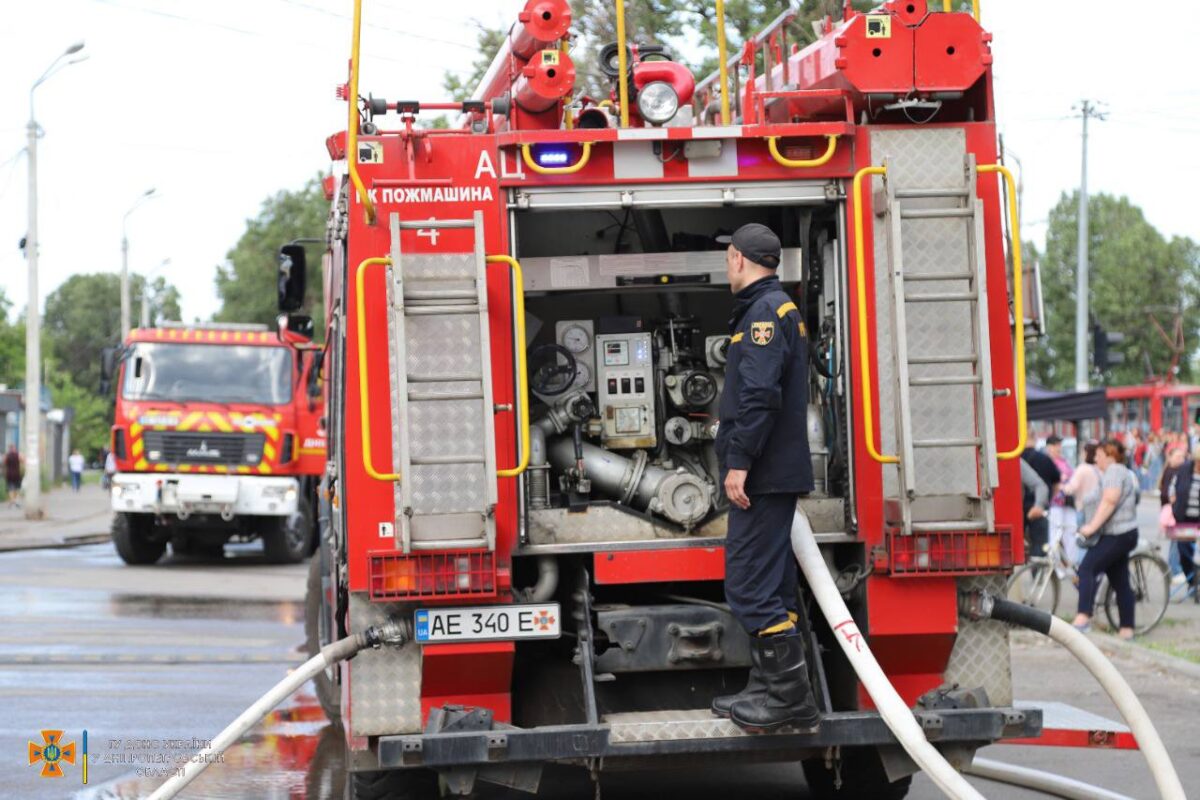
[561,324,592,354]
[574,362,592,387]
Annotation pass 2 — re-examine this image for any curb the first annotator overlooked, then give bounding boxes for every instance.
[1087,630,1200,681]
[0,532,110,553]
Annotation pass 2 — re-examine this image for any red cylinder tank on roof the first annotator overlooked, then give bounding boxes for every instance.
[472,0,572,107]
[514,48,576,113]
[757,0,992,121]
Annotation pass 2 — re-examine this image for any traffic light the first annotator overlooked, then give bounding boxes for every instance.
[1093,323,1125,372]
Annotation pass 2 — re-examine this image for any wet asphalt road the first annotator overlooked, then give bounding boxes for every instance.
[1,540,1197,799]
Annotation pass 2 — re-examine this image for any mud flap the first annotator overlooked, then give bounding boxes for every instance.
[426,705,543,796]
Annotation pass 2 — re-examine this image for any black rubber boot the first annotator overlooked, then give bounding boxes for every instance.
[729,630,820,733]
[711,642,765,718]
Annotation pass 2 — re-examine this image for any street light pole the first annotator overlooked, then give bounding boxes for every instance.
[1074,99,1106,392]
[23,41,85,520]
[122,188,157,339]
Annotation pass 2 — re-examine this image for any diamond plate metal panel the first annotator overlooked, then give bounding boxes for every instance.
[407,399,486,459]
[400,252,477,282]
[944,576,1012,706]
[404,315,482,379]
[410,463,488,516]
[348,593,423,736]
[869,128,978,497]
[606,709,786,743]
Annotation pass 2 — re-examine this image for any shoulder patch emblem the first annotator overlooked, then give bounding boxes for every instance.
[750,320,775,346]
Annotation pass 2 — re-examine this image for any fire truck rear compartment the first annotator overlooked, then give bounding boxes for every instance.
[513,197,848,543]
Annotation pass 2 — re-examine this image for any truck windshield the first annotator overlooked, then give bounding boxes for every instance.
[122,343,293,405]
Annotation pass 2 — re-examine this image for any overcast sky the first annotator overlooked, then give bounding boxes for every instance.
[1,1,1196,324]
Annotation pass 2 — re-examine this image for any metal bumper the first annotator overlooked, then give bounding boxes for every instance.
[110,472,299,518]
[379,706,1041,768]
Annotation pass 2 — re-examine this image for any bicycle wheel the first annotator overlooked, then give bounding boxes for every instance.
[1104,554,1170,635]
[1006,562,1060,617]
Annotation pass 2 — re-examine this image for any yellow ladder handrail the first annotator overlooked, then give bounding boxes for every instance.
[716,0,731,125]
[348,0,375,225]
[487,255,531,477]
[850,165,898,465]
[355,256,399,481]
[767,135,839,168]
[851,162,1027,466]
[978,163,1027,460]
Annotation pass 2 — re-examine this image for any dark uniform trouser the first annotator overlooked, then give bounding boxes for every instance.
[725,493,800,634]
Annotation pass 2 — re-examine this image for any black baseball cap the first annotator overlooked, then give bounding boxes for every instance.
[716,223,782,269]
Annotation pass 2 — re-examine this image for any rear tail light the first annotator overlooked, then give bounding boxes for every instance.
[886,528,1013,576]
[113,428,127,460]
[369,550,497,601]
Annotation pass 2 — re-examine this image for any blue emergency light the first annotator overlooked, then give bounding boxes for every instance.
[534,147,572,166]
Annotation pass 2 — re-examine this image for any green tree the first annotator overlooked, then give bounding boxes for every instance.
[443,25,509,101]
[215,176,328,330]
[1026,192,1200,390]
[0,290,24,388]
[45,356,111,460]
[42,273,180,393]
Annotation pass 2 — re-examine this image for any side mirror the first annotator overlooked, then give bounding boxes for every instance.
[99,347,118,395]
[278,244,307,312]
[277,313,314,345]
[308,349,325,399]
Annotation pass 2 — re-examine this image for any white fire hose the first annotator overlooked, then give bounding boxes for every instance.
[147,621,409,800]
[794,508,1187,800]
[790,511,987,800]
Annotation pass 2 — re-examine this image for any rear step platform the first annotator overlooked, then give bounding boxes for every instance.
[380,706,1040,767]
[1001,700,1136,750]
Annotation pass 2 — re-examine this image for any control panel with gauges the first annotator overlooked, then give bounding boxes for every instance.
[596,332,656,449]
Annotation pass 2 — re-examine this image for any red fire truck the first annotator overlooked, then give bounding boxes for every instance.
[304,1,1043,796]
[105,319,326,564]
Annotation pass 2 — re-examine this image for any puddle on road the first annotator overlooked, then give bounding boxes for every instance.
[76,690,345,800]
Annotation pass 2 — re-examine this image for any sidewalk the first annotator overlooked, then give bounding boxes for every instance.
[0,481,112,552]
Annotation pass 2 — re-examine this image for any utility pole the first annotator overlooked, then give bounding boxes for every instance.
[24,41,86,520]
[1074,99,1106,391]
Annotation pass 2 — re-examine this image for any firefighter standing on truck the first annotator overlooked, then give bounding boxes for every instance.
[712,223,821,733]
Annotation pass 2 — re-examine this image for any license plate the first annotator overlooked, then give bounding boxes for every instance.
[414,603,561,644]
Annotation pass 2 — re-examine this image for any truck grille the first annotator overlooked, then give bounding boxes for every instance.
[142,431,266,467]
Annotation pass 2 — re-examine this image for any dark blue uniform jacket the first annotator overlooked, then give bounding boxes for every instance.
[715,275,814,495]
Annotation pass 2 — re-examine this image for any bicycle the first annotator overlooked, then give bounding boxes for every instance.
[1006,535,1171,636]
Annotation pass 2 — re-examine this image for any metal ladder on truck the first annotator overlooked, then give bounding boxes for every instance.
[876,156,1000,536]
[388,211,500,553]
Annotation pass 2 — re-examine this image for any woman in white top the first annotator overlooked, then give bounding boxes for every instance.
[1060,441,1101,567]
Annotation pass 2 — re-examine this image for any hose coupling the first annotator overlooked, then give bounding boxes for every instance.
[958,590,994,622]
[364,618,412,649]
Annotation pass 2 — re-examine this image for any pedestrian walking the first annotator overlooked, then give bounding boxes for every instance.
[1166,445,1200,603]
[1061,441,1101,568]
[4,443,22,508]
[712,223,819,733]
[1073,439,1140,639]
[1045,435,1076,566]
[68,448,85,492]
[103,449,117,491]
[1021,446,1059,557]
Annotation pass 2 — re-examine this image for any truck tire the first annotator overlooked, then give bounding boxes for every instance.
[306,556,341,725]
[262,505,314,564]
[347,768,438,800]
[802,748,912,800]
[112,513,166,565]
